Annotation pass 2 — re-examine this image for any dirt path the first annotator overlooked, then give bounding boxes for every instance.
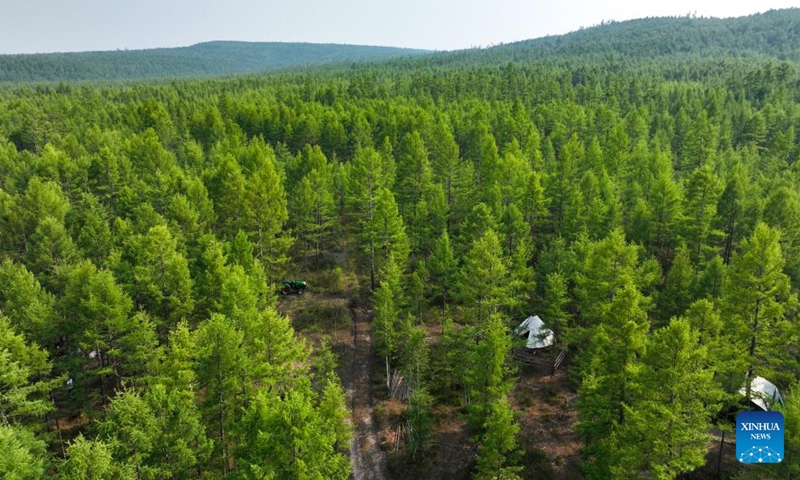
[345,304,388,480]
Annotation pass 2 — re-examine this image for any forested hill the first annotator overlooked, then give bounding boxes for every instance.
[5,9,800,84]
[416,8,800,67]
[0,41,431,83]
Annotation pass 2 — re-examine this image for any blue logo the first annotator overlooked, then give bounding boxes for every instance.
[736,411,784,463]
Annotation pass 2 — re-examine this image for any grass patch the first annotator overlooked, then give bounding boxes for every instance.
[294,302,350,332]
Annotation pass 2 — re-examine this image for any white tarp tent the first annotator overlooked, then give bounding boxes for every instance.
[515,315,555,349]
[740,376,785,411]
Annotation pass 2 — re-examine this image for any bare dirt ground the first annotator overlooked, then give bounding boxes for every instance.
[278,261,388,480]
[512,362,583,479]
[345,305,389,480]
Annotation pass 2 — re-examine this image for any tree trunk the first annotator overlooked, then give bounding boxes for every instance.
[716,429,725,476]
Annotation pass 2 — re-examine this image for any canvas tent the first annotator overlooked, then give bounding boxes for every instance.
[515,315,555,349]
[739,376,785,411]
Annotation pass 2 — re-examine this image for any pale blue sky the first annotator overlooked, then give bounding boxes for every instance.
[0,0,797,54]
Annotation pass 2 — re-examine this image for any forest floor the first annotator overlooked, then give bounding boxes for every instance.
[345,305,389,480]
[374,321,584,480]
[277,252,388,480]
[511,360,583,479]
[278,266,586,480]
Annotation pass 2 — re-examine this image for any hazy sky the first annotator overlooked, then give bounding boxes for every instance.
[1,0,798,54]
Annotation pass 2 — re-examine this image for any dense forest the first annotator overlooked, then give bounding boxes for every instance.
[1,8,799,480]
[0,41,430,84]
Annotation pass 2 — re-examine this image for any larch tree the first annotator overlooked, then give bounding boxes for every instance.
[655,244,696,325]
[0,315,59,432]
[236,383,351,480]
[646,152,683,261]
[610,318,720,479]
[242,140,291,284]
[722,222,796,394]
[59,435,134,480]
[347,146,389,290]
[762,185,800,286]
[474,395,522,480]
[466,313,514,429]
[0,424,49,480]
[129,225,194,328]
[574,229,657,336]
[714,166,747,265]
[374,255,403,387]
[370,187,410,280]
[293,163,335,264]
[0,260,56,347]
[681,163,722,263]
[194,313,249,476]
[576,282,649,451]
[205,153,247,236]
[457,229,514,324]
[428,230,457,316]
[395,131,433,217]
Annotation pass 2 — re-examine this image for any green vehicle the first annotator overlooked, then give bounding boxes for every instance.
[281,279,307,295]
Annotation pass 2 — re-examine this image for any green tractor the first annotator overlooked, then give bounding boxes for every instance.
[281,279,307,295]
